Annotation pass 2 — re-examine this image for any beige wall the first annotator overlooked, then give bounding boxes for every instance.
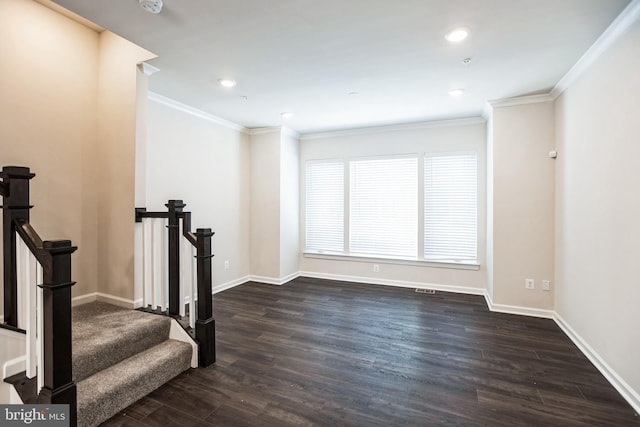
[488,101,555,310]
[555,17,640,398]
[144,98,251,286]
[279,129,300,280]
[95,31,155,301]
[0,0,99,300]
[298,121,487,290]
[250,130,282,280]
[1,1,155,307]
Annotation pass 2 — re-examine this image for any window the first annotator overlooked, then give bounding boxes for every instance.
[305,152,478,265]
[350,157,417,258]
[424,153,477,262]
[305,160,344,252]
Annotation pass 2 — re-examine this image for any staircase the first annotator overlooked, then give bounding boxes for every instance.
[73,302,192,427]
[1,166,216,426]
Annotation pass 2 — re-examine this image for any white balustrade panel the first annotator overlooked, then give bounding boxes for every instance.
[15,233,44,393]
[137,216,196,321]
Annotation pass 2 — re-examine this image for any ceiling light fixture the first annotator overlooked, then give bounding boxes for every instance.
[139,0,163,14]
[448,88,465,97]
[281,112,294,119]
[218,79,237,88]
[445,28,469,43]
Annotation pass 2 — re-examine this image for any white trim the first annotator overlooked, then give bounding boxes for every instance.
[169,319,198,368]
[212,276,251,294]
[96,293,139,309]
[249,272,299,286]
[554,313,640,414]
[551,0,640,99]
[300,117,485,140]
[248,127,281,135]
[483,291,554,319]
[138,62,160,76]
[298,271,485,296]
[148,91,248,133]
[303,252,480,271]
[72,292,97,307]
[0,315,3,324]
[488,93,554,109]
[72,292,140,309]
[3,356,26,380]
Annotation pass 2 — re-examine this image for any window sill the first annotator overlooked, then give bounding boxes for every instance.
[303,251,480,271]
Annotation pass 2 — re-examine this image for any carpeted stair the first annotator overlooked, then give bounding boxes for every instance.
[72,302,192,427]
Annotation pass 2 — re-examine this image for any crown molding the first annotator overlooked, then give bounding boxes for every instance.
[247,127,281,136]
[488,93,555,110]
[139,62,160,76]
[551,0,640,99]
[148,91,248,133]
[300,116,485,141]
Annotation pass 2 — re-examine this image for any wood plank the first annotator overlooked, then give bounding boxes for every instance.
[102,277,640,426]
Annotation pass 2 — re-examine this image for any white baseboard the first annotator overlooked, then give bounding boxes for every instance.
[2,356,26,380]
[73,292,140,309]
[212,276,251,294]
[248,272,298,286]
[554,313,640,414]
[483,291,555,319]
[96,293,141,309]
[71,278,252,310]
[72,292,97,307]
[297,271,486,296]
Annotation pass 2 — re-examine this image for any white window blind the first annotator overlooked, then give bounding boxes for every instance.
[424,153,477,262]
[305,160,344,252]
[350,157,418,258]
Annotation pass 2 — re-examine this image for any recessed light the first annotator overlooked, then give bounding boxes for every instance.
[462,57,472,65]
[348,92,359,96]
[445,28,469,43]
[218,78,237,88]
[448,88,465,97]
[281,112,294,119]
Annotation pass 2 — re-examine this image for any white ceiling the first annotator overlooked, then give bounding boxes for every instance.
[51,0,630,133]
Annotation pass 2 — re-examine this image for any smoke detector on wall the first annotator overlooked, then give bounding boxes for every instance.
[139,0,163,14]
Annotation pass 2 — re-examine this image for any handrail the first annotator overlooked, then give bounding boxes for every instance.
[1,166,77,425]
[135,200,216,367]
[15,220,45,263]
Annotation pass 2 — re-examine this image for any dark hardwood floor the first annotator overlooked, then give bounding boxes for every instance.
[101,277,640,426]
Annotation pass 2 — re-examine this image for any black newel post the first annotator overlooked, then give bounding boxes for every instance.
[195,228,216,367]
[39,240,78,426]
[166,200,185,317]
[1,166,35,327]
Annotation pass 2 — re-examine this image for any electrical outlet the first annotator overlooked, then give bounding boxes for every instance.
[542,280,550,291]
[224,260,230,269]
[373,264,380,273]
[525,279,535,290]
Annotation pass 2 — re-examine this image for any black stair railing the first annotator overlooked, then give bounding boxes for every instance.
[1,166,77,425]
[135,200,216,367]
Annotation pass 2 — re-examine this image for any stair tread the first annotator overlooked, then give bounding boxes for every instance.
[76,339,192,427]
[72,302,171,382]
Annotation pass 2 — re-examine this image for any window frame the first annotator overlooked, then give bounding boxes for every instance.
[303,151,480,270]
